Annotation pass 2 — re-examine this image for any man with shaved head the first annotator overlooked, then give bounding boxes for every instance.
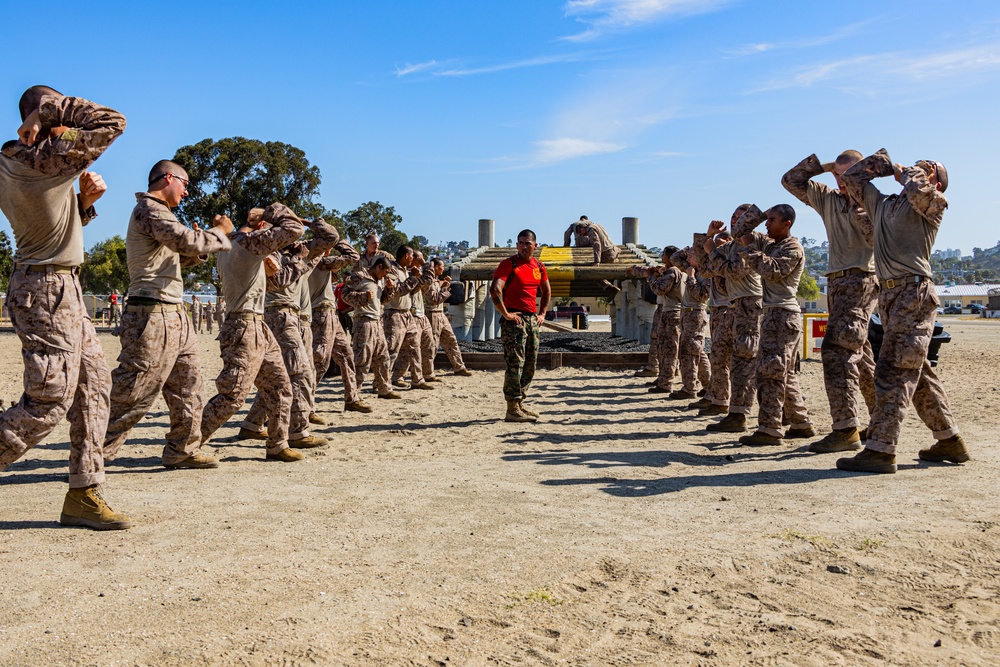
[836,150,966,473]
[0,85,129,529]
[783,151,878,453]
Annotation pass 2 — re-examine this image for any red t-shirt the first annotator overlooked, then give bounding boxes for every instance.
[493,255,547,313]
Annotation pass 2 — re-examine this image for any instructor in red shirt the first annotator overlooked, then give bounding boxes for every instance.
[490,229,551,423]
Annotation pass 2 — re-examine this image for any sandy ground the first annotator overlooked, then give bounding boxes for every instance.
[1,317,997,666]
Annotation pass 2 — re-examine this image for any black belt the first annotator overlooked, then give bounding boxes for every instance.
[827,267,874,279]
[881,275,926,290]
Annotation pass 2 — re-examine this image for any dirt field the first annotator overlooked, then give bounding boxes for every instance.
[1,317,997,666]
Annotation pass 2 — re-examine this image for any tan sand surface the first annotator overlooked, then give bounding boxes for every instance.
[1,318,997,666]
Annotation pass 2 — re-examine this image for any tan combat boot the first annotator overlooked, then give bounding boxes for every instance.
[289,435,328,449]
[411,382,435,391]
[784,425,816,439]
[688,397,713,410]
[918,434,971,463]
[504,400,535,423]
[836,448,896,474]
[706,413,746,433]
[739,431,782,447]
[378,391,402,400]
[345,400,373,413]
[164,453,220,469]
[634,368,658,378]
[697,403,729,417]
[237,427,268,441]
[424,376,444,383]
[454,368,473,377]
[518,400,540,419]
[808,428,861,453]
[668,389,697,400]
[266,448,306,462]
[308,413,328,425]
[60,485,133,531]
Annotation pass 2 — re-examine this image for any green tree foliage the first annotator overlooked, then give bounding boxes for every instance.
[170,137,325,289]
[797,271,820,301]
[80,235,129,294]
[0,231,14,292]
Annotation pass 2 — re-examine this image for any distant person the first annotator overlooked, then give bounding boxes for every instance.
[565,217,618,266]
[643,247,683,395]
[490,229,551,422]
[385,245,434,390]
[203,299,215,333]
[672,247,711,400]
[563,215,594,247]
[102,159,232,470]
[355,232,393,272]
[783,151,877,453]
[424,257,472,376]
[108,289,120,326]
[342,256,398,399]
[836,150,968,473]
[191,294,203,333]
[0,85,130,530]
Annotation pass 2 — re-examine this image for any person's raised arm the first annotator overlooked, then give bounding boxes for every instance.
[15,95,126,177]
[841,149,893,221]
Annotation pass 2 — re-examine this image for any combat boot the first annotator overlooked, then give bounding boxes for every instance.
[308,413,328,425]
[648,384,671,394]
[164,453,220,469]
[918,434,971,463]
[518,400,540,418]
[706,413,746,433]
[392,379,410,389]
[266,448,306,462]
[634,368,658,378]
[808,428,861,453]
[345,400,373,413]
[237,427,268,441]
[454,368,473,377]
[836,448,896,474]
[668,389,697,400]
[289,435,328,449]
[60,485,133,531]
[784,425,816,439]
[739,431,782,447]
[698,403,729,417]
[688,397,713,410]
[378,391,402,400]
[411,382,435,390]
[504,400,535,423]
[424,376,444,383]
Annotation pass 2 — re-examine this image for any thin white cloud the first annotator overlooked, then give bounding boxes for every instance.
[752,44,1000,93]
[534,138,627,163]
[562,0,731,41]
[727,20,876,58]
[395,60,440,77]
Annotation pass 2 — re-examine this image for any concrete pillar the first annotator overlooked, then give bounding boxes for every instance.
[478,219,495,248]
[622,217,639,245]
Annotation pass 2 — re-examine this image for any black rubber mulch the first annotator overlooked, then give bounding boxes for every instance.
[458,332,648,353]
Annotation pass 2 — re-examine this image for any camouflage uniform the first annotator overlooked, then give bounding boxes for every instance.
[103,193,231,464]
[192,298,203,333]
[699,262,733,407]
[648,267,683,391]
[563,221,594,247]
[501,316,540,401]
[242,220,338,438]
[0,95,125,487]
[783,154,877,429]
[680,275,711,395]
[342,266,395,396]
[743,233,812,437]
[412,281,438,381]
[204,300,215,333]
[200,204,304,455]
[310,243,362,404]
[583,222,619,265]
[384,262,432,384]
[842,151,960,455]
[425,272,468,373]
[707,238,763,415]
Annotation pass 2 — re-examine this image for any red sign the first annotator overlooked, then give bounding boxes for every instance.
[811,318,828,338]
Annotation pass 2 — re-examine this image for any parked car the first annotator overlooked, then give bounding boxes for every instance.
[868,314,950,367]
[936,307,944,315]
[968,303,985,314]
[545,305,590,329]
[943,305,963,315]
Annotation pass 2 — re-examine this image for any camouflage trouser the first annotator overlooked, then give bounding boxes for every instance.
[200,316,292,455]
[206,314,213,334]
[386,310,425,384]
[352,316,391,396]
[644,304,663,373]
[592,237,620,264]
[822,272,878,430]
[654,310,682,390]
[866,281,959,455]
[708,306,735,407]
[415,314,437,380]
[430,310,466,372]
[755,308,811,437]
[680,308,711,394]
[242,308,311,440]
[312,306,359,404]
[193,312,202,333]
[729,296,763,415]
[501,315,539,401]
[0,269,110,488]
[300,316,316,412]
[104,308,205,465]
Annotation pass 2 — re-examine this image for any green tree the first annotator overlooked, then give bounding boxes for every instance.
[171,137,325,289]
[0,231,13,293]
[797,272,820,301]
[80,235,129,294]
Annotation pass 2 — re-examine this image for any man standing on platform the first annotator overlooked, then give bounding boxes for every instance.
[490,230,551,422]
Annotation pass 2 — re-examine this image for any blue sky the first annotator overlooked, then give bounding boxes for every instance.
[3,0,999,254]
